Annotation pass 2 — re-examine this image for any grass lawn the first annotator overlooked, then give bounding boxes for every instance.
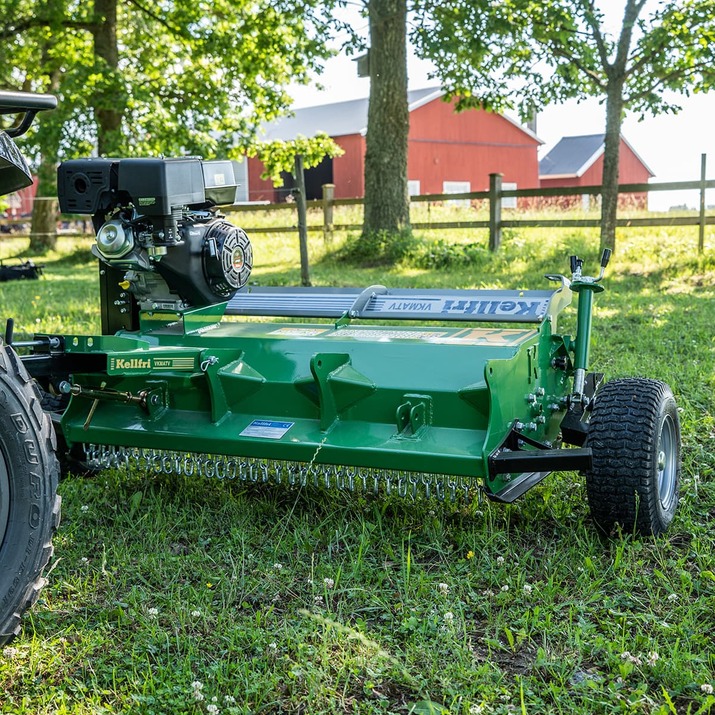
[0,217,714,715]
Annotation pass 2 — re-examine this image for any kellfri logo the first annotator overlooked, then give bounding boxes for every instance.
[111,357,151,370]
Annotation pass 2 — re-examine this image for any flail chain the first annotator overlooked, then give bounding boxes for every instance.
[83,443,481,503]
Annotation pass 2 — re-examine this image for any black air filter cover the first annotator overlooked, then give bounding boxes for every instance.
[58,158,117,214]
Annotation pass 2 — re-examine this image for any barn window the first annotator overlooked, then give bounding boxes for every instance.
[502,182,517,209]
[408,180,421,197]
[443,181,471,207]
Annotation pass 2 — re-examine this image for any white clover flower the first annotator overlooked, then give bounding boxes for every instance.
[443,611,454,622]
[224,695,237,704]
[206,704,219,714]
[194,692,205,702]
[620,651,631,660]
[522,584,533,595]
[80,505,89,513]
[701,683,714,695]
[191,610,202,618]
[496,556,505,566]
[438,582,449,595]
[273,563,283,570]
[500,585,509,592]
[268,642,278,651]
[191,681,203,691]
[323,577,335,589]
[314,595,324,605]
[2,647,19,659]
[667,593,679,602]
[147,607,159,616]
[647,652,659,666]
[482,589,494,597]
[80,557,89,564]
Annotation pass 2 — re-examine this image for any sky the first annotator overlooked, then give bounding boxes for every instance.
[288,2,715,211]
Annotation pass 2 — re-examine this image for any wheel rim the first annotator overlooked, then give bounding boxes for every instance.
[657,414,677,511]
[0,445,9,549]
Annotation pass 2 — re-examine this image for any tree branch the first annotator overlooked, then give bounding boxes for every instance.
[0,15,95,40]
[122,0,187,40]
[552,46,607,89]
[613,0,646,75]
[625,61,713,103]
[577,0,612,70]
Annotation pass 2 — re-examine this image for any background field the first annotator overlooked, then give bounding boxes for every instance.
[0,217,714,714]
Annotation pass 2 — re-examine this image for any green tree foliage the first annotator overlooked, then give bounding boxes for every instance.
[412,0,715,251]
[0,0,336,249]
[248,132,344,186]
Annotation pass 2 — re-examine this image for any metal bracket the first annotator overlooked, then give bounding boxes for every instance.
[395,394,432,437]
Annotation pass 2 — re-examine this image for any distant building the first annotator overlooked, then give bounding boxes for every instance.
[246,88,542,202]
[539,134,654,208]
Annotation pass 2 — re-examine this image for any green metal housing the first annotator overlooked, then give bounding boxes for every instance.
[59,283,580,499]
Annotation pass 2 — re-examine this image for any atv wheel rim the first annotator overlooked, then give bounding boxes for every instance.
[0,446,9,549]
[657,414,677,511]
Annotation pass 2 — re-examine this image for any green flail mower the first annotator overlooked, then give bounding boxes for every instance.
[0,92,681,644]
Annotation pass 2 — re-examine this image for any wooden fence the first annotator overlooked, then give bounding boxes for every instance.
[3,172,714,254]
[220,173,715,253]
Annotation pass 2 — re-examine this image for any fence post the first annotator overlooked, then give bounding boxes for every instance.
[699,153,707,254]
[489,173,503,251]
[294,154,311,286]
[322,183,335,244]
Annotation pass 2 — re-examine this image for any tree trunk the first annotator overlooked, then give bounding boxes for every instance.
[599,80,625,253]
[29,42,61,253]
[93,0,123,156]
[362,0,410,237]
[29,163,58,254]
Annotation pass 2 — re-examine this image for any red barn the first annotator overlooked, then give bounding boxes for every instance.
[539,134,654,208]
[247,88,542,202]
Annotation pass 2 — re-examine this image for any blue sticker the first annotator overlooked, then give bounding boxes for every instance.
[240,420,294,440]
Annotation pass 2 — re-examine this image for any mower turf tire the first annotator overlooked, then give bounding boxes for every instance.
[0,342,61,645]
[585,378,680,537]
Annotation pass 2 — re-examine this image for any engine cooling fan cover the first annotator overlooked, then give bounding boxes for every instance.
[202,220,253,297]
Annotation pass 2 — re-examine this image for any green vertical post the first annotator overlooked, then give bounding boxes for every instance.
[573,286,594,373]
[570,281,603,398]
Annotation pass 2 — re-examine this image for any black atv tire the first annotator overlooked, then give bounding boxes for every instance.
[0,342,60,644]
[585,378,680,536]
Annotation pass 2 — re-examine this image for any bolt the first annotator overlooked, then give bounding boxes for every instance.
[536,387,545,397]
[150,394,160,406]
[527,422,537,431]
[515,421,525,431]
[526,393,537,404]
[536,415,546,425]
